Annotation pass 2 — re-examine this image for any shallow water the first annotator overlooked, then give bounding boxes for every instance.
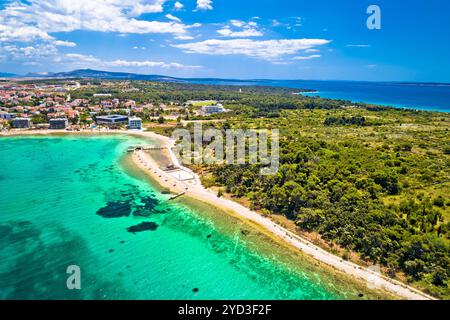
[0,135,381,300]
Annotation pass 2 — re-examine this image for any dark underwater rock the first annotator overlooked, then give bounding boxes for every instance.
[0,224,14,240]
[17,221,32,227]
[96,201,132,218]
[141,196,158,209]
[126,222,159,234]
[133,196,161,217]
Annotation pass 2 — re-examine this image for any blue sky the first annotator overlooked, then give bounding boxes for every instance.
[0,0,449,82]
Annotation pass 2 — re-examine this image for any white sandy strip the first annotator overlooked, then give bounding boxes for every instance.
[1,129,435,300]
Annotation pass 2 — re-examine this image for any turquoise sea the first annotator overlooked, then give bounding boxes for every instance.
[187,79,450,112]
[0,135,380,300]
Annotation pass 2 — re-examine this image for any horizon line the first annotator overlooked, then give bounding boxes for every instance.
[2,68,450,85]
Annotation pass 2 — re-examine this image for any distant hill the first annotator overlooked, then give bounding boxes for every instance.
[23,69,184,82]
[12,69,261,83]
[0,72,17,78]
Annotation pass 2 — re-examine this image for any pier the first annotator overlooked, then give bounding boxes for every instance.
[127,145,166,152]
[169,192,186,200]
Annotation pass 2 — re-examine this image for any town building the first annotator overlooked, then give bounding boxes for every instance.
[0,111,14,120]
[128,116,142,130]
[93,93,112,97]
[49,118,69,129]
[96,114,128,127]
[35,123,50,130]
[202,104,225,114]
[11,118,32,128]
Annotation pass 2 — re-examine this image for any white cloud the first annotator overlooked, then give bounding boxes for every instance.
[173,38,330,60]
[270,17,302,30]
[196,0,213,11]
[217,27,263,37]
[63,53,202,69]
[174,35,195,40]
[0,43,58,62]
[107,59,201,69]
[0,0,193,44]
[166,14,181,22]
[53,40,77,47]
[129,0,167,15]
[0,0,202,68]
[0,24,53,42]
[230,20,245,28]
[293,54,321,60]
[63,53,100,64]
[217,20,263,37]
[271,61,293,65]
[1,44,201,70]
[272,20,281,27]
[174,2,184,10]
[0,1,207,71]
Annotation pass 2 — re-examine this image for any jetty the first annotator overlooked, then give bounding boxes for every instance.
[169,192,186,200]
[127,145,166,152]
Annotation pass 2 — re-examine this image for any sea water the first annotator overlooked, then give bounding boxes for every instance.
[187,79,450,112]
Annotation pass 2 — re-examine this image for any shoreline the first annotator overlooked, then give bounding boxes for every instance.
[1,129,436,300]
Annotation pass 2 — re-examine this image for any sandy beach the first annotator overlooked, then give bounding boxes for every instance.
[1,128,436,300]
